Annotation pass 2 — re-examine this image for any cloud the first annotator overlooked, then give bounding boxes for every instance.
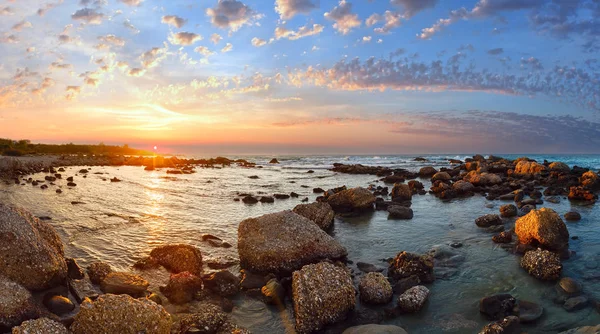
[49,62,73,70]
[487,47,503,55]
[211,33,223,44]
[1,7,14,15]
[206,0,260,32]
[391,0,438,18]
[520,56,543,71]
[275,0,318,19]
[58,34,75,44]
[128,68,146,77]
[37,1,62,17]
[458,44,475,52]
[373,11,402,34]
[140,46,168,68]
[13,68,39,81]
[251,37,267,47]
[366,14,380,27]
[123,19,140,34]
[221,42,233,52]
[66,85,81,100]
[274,23,324,40]
[72,8,104,25]
[362,36,372,43]
[32,77,56,95]
[26,47,36,53]
[324,0,361,35]
[12,21,32,31]
[98,34,125,47]
[195,46,215,57]
[168,32,202,45]
[119,0,143,6]
[161,15,187,28]
[0,34,18,44]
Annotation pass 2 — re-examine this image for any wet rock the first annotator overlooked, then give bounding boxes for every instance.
[65,258,85,279]
[259,196,274,203]
[493,232,512,244]
[203,270,240,297]
[475,214,503,228]
[292,262,355,334]
[313,187,325,194]
[238,210,347,275]
[327,187,376,214]
[558,277,583,295]
[479,294,517,320]
[580,170,600,190]
[0,204,67,290]
[274,193,291,199]
[242,195,258,204]
[100,272,149,297]
[387,206,414,220]
[568,186,597,202]
[547,196,561,204]
[408,180,424,193]
[133,256,160,270]
[521,248,562,280]
[389,251,434,283]
[564,296,589,312]
[564,211,582,221]
[172,303,245,334]
[453,180,475,194]
[87,261,113,284]
[359,272,393,305]
[240,270,268,290]
[479,316,521,334]
[262,278,285,305]
[515,208,569,251]
[343,324,408,334]
[392,275,420,294]
[463,171,502,186]
[356,262,383,273]
[70,294,172,334]
[390,183,412,202]
[515,161,546,175]
[500,204,518,218]
[397,285,429,313]
[269,158,279,164]
[518,300,543,323]
[419,166,437,177]
[432,172,451,182]
[160,272,203,304]
[248,175,259,179]
[69,278,101,303]
[549,162,570,173]
[0,276,40,331]
[43,294,75,315]
[293,202,335,230]
[11,318,69,334]
[559,326,600,334]
[149,244,203,275]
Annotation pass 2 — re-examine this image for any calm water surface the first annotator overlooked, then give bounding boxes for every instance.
[1,154,600,333]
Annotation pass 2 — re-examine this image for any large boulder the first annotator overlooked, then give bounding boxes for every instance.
[70,294,172,334]
[0,204,67,290]
[475,214,503,228]
[453,180,475,194]
[463,171,502,186]
[431,172,451,182]
[549,162,570,173]
[292,262,355,334]
[389,251,434,283]
[387,205,414,220]
[327,187,376,214]
[160,272,203,304]
[419,166,437,177]
[520,248,562,281]
[293,202,335,230]
[580,171,600,190]
[0,276,40,331]
[149,244,203,275]
[238,211,347,275]
[515,208,569,251]
[172,303,246,333]
[11,318,69,334]
[359,272,393,304]
[397,285,430,313]
[515,160,546,175]
[391,183,412,202]
[499,204,518,218]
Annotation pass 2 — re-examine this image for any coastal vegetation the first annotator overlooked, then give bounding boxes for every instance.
[0,138,153,157]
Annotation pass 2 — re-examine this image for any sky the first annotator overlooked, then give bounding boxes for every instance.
[0,0,599,155]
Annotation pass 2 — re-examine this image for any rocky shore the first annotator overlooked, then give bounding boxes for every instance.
[2,154,600,333]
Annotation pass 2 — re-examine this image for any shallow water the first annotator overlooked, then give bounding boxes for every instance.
[1,154,600,333]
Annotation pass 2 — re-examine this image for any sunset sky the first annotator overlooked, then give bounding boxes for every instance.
[1,0,599,154]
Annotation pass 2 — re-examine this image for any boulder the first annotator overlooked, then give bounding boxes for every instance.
[520,248,562,280]
[563,296,588,312]
[431,172,451,182]
[390,183,412,202]
[397,285,429,313]
[389,251,434,283]
[269,158,279,164]
[549,162,570,173]
[558,277,582,295]
[564,212,581,221]
[479,316,521,334]
[479,294,517,320]
[463,171,502,186]
[292,262,355,334]
[171,303,245,333]
[419,167,437,177]
[149,244,203,275]
[568,186,597,202]
[387,206,413,220]
[242,195,258,204]
[499,204,517,218]
[0,276,40,331]
[100,272,149,297]
[492,232,512,244]
[475,214,503,228]
[515,208,569,251]
[580,171,600,190]
[515,161,546,175]
[0,204,67,290]
[203,270,240,297]
[343,324,408,334]
[70,294,172,334]
[238,211,347,275]
[518,300,543,323]
[43,294,75,315]
[453,180,475,194]
[87,261,113,284]
[159,271,203,304]
[327,187,376,214]
[293,202,335,230]
[11,318,69,334]
[359,272,393,304]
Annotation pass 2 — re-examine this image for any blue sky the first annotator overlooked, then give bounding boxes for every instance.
[0,0,599,154]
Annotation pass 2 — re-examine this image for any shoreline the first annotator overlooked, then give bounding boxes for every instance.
[1,154,600,333]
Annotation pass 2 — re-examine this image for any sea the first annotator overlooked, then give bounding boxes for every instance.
[1,154,600,333]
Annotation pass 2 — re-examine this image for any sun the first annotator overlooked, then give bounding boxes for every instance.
[154,146,158,150]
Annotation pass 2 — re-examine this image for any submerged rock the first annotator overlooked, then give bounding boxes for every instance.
[492,232,512,244]
[479,316,521,334]
[387,205,414,220]
[479,294,517,320]
[11,318,69,334]
[397,285,429,313]
[520,248,562,280]
[149,244,203,275]
[203,270,240,297]
[292,262,355,334]
[515,208,569,251]
[558,277,583,295]
[564,211,582,221]
[563,296,588,312]
[343,324,408,334]
[359,272,393,305]
[389,251,434,283]
[0,204,67,290]
[293,202,335,230]
[0,276,40,331]
[518,300,543,323]
[327,187,376,214]
[559,326,600,334]
[475,214,503,228]
[238,210,347,275]
[70,294,172,334]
